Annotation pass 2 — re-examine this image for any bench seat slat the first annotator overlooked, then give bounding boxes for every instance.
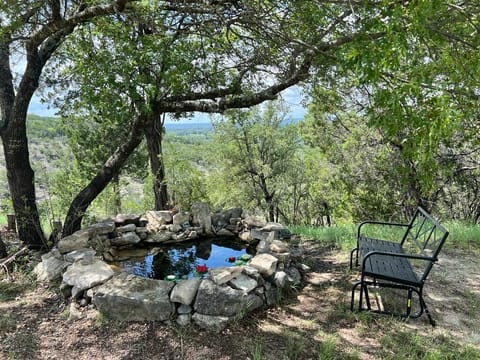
[359,237,403,256]
[363,254,420,286]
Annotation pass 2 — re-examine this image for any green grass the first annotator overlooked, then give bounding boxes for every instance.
[289,221,480,251]
[443,221,480,249]
[378,330,480,359]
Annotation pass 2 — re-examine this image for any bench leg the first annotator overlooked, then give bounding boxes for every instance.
[419,291,436,327]
[351,278,372,312]
[406,288,413,318]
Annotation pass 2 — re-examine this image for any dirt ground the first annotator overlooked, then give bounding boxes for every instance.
[1,238,479,360]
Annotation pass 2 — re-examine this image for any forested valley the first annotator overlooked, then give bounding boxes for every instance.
[2,97,479,243]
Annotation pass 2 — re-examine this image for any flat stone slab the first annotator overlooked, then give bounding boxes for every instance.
[92,272,175,321]
[64,248,96,263]
[170,278,202,305]
[57,229,90,254]
[110,232,141,246]
[209,266,243,285]
[62,259,114,291]
[248,253,278,276]
[229,273,258,293]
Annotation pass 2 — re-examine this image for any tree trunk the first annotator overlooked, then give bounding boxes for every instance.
[1,42,47,249]
[62,114,147,237]
[145,115,169,210]
[2,135,46,248]
[112,173,122,214]
[0,236,7,259]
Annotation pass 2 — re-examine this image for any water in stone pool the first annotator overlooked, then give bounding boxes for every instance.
[117,237,255,280]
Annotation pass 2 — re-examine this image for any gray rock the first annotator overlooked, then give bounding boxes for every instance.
[34,249,69,282]
[170,278,202,305]
[286,267,302,286]
[243,215,267,228]
[238,231,251,242]
[116,223,137,233]
[250,229,269,242]
[110,232,141,246]
[135,227,148,240]
[62,259,114,291]
[172,212,190,226]
[171,232,188,242]
[145,210,173,232]
[187,230,198,240]
[269,240,289,253]
[191,202,212,235]
[216,228,235,237]
[194,279,248,317]
[274,271,288,287]
[229,217,242,225]
[86,220,116,237]
[243,265,264,284]
[57,229,90,254]
[264,282,280,306]
[192,313,232,332]
[249,253,278,276]
[261,222,283,231]
[229,273,258,293]
[145,231,173,243]
[209,266,243,285]
[167,224,182,233]
[256,239,271,253]
[64,248,97,263]
[176,314,191,326]
[68,301,83,321]
[92,272,175,321]
[114,214,141,226]
[177,304,192,314]
[245,293,264,312]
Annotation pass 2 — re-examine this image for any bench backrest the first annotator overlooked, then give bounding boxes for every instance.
[400,207,449,281]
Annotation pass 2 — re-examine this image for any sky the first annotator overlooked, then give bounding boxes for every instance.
[28,86,308,123]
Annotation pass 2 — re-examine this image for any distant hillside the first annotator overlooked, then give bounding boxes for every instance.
[0,115,213,205]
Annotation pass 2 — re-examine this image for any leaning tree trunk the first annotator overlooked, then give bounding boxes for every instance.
[62,115,147,237]
[144,115,169,210]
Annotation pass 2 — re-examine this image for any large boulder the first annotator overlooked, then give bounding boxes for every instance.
[92,272,175,321]
[62,258,114,292]
[194,279,260,317]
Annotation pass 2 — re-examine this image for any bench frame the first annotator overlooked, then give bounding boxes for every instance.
[349,207,449,326]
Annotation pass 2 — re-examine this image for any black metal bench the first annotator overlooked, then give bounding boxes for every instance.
[350,207,449,326]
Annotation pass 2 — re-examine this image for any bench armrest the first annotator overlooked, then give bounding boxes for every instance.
[361,250,436,268]
[357,221,410,240]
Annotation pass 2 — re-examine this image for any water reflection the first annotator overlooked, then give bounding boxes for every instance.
[118,237,255,280]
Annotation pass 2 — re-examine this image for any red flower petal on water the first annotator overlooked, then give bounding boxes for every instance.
[195,264,208,273]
